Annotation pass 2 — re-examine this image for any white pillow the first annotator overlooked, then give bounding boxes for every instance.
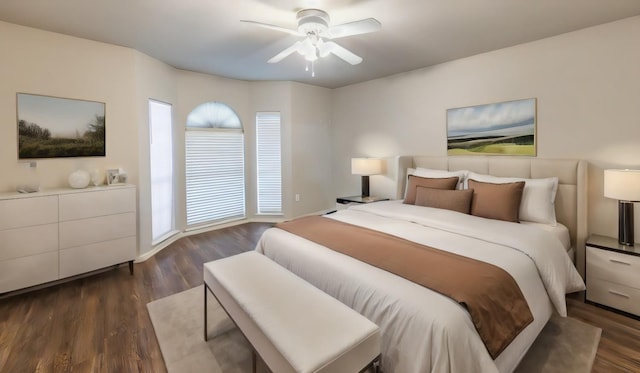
[410,167,468,190]
[466,172,559,225]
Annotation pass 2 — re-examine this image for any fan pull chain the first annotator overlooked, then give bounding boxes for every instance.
[303,60,315,77]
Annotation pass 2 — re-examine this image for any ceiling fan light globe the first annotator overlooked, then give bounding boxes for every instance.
[300,38,315,56]
[252,8,377,67]
[317,45,330,58]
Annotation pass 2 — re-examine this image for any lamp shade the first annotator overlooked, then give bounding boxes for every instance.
[351,158,382,176]
[604,169,640,202]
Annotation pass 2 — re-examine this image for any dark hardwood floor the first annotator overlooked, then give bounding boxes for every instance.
[1,222,639,372]
[567,295,640,372]
[0,223,272,373]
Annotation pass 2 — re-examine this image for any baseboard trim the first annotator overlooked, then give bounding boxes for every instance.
[135,209,333,262]
[136,234,182,262]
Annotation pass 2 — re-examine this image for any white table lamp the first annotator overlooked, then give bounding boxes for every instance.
[604,169,640,246]
[351,158,382,197]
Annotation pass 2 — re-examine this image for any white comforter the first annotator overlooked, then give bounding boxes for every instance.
[255,201,585,373]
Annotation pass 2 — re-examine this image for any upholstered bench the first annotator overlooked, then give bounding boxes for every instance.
[203,251,381,373]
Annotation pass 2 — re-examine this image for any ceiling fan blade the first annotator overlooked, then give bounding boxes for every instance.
[319,41,363,65]
[268,41,304,63]
[240,20,302,36]
[325,18,381,39]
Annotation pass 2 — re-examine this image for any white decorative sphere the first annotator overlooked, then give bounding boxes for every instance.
[69,170,91,189]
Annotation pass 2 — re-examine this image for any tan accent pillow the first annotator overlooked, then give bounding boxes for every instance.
[468,179,525,223]
[414,187,473,214]
[403,175,459,205]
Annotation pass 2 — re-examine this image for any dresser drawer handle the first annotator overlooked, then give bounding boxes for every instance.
[609,259,631,266]
[608,290,630,298]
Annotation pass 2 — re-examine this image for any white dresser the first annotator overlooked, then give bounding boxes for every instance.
[586,234,640,317]
[0,185,137,294]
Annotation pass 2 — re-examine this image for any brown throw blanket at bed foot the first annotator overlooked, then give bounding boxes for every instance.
[276,215,533,359]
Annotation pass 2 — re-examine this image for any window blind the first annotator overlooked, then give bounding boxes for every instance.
[256,112,282,215]
[149,100,174,242]
[185,130,246,227]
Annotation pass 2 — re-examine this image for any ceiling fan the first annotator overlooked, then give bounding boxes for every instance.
[241,9,381,68]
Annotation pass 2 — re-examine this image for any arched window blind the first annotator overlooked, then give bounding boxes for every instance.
[185,102,245,227]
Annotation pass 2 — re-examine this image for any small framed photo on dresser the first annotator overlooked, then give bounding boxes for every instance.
[106,169,125,185]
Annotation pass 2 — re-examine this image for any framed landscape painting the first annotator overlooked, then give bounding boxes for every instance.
[17,93,106,159]
[447,98,536,156]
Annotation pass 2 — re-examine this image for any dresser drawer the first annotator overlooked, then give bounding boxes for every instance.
[587,277,640,316]
[59,212,136,249]
[0,251,58,293]
[59,236,135,278]
[0,223,58,261]
[0,196,58,230]
[58,187,135,221]
[586,246,640,288]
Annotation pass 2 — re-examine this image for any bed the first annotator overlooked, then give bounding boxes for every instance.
[255,156,587,373]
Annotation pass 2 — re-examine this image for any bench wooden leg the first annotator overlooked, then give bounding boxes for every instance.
[359,354,381,373]
[204,284,208,342]
[373,356,381,373]
[252,348,257,373]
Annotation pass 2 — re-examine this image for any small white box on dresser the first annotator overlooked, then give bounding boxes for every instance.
[586,234,640,318]
[0,185,137,295]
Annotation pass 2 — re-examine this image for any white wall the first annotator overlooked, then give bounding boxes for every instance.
[134,51,177,256]
[250,81,293,218]
[331,16,640,240]
[250,81,334,218]
[0,21,334,258]
[137,75,332,254]
[173,70,252,235]
[290,82,333,216]
[6,15,638,256]
[0,21,138,193]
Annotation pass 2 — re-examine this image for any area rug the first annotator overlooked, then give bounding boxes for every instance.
[147,285,601,373]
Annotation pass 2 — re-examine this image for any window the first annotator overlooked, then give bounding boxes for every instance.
[185,102,245,227]
[256,112,282,214]
[149,100,174,242]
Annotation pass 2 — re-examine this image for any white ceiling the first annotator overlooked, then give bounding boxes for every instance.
[1,0,640,88]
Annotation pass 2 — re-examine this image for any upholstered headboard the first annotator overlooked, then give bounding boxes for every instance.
[395,156,588,278]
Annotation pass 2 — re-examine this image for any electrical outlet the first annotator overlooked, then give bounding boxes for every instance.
[295,194,300,202]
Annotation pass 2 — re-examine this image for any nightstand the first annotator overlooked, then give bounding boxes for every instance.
[336,196,389,210]
[586,234,640,318]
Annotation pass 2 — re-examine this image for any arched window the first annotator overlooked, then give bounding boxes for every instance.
[185,102,245,227]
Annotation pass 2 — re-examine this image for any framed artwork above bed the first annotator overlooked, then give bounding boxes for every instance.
[447,98,536,156]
